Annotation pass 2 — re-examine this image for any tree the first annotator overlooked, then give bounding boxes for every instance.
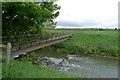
[2,2,60,36]
[114,28,117,30]
[40,2,60,29]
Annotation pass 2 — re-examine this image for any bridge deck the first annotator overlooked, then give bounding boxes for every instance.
[11,35,71,58]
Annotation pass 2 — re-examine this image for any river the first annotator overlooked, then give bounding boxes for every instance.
[28,47,118,78]
[57,54,118,78]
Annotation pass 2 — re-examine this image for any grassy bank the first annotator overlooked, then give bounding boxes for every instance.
[50,30,119,57]
[2,60,78,78]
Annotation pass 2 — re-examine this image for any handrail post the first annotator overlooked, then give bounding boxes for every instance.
[7,42,11,64]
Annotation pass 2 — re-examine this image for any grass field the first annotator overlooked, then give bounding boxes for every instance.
[50,30,119,57]
[2,60,78,78]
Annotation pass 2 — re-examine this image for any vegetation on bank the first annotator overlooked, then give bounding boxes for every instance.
[57,48,70,54]
[2,60,78,78]
[2,46,78,78]
[51,30,119,57]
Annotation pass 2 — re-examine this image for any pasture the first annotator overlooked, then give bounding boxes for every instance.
[51,30,118,56]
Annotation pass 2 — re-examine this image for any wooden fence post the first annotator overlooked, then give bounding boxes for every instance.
[7,43,11,64]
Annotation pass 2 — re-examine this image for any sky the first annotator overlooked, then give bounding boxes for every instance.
[55,0,119,29]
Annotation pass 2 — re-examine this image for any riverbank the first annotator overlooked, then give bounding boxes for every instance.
[29,46,119,60]
[80,53,119,60]
[2,45,118,78]
[7,48,118,78]
[2,60,78,78]
[49,30,119,57]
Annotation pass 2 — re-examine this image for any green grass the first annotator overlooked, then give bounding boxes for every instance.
[2,60,78,78]
[0,62,2,79]
[57,48,70,54]
[51,30,119,57]
[28,46,68,58]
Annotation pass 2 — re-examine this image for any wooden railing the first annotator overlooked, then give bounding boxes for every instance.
[0,43,11,64]
[1,32,72,64]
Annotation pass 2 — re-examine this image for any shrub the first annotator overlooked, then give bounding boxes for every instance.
[57,48,70,54]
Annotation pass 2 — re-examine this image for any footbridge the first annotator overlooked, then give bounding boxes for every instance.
[1,32,72,60]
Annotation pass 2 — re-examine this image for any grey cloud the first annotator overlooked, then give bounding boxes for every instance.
[56,20,101,27]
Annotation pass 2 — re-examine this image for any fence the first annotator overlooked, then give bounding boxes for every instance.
[1,32,72,64]
[0,43,11,64]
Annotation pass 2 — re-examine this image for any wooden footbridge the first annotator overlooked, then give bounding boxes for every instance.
[1,32,72,63]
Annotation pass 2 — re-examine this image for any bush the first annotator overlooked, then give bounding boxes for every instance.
[57,48,70,54]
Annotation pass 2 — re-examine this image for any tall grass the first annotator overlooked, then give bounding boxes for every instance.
[57,48,70,54]
[53,30,119,56]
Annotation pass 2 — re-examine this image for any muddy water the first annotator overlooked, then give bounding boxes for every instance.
[30,47,118,78]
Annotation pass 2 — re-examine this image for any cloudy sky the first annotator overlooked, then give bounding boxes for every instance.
[55,0,119,29]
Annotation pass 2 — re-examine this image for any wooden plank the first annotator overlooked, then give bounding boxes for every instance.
[6,43,11,64]
[11,36,71,58]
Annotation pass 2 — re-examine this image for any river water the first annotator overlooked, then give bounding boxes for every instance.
[29,47,118,78]
[56,54,118,78]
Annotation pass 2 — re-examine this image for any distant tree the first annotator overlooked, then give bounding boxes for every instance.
[114,28,117,30]
[99,28,103,31]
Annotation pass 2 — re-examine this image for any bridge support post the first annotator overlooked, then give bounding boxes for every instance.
[7,43,11,64]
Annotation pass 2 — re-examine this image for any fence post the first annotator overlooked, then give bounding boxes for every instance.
[7,42,11,64]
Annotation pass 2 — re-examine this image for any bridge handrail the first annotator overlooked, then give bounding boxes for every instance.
[1,32,72,64]
[1,32,72,50]
[1,32,71,39]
